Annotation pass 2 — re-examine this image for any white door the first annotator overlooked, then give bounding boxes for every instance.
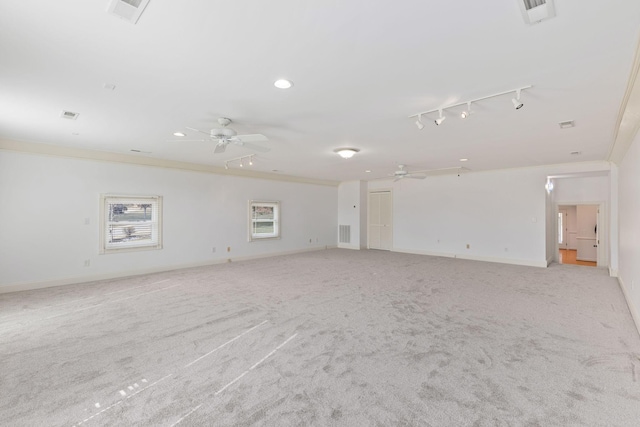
[369,191,392,250]
[558,209,568,249]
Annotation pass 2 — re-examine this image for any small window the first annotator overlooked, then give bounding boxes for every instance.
[100,195,163,253]
[249,201,280,241]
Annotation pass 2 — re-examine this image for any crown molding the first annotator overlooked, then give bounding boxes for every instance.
[0,138,339,187]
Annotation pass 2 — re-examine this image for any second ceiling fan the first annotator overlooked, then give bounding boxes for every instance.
[180,117,270,154]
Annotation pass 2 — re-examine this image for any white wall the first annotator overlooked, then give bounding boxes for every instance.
[370,168,548,267]
[337,180,367,249]
[0,150,338,292]
[618,131,640,331]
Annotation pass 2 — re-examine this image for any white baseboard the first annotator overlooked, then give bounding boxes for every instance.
[337,243,361,250]
[0,246,335,294]
[392,247,547,268]
[609,267,619,277]
[617,277,640,338]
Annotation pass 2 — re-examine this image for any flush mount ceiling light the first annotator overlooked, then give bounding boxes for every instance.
[409,85,531,128]
[415,114,425,130]
[512,88,524,110]
[173,132,186,137]
[334,148,360,159]
[274,79,293,89]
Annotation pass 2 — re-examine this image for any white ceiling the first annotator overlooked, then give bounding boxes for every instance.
[1,0,639,182]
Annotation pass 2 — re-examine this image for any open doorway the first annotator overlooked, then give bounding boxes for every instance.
[557,204,598,267]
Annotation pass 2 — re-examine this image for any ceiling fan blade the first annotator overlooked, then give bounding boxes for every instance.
[186,126,211,136]
[166,139,206,142]
[235,134,268,142]
[233,140,271,153]
[213,142,227,154]
[407,174,427,179]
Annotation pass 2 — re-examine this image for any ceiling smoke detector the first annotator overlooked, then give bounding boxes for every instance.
[559,120,575,129]
[517,0,556,25]
[107,0,151,24]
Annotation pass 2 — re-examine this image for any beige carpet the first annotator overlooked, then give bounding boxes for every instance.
[0,249,639,426]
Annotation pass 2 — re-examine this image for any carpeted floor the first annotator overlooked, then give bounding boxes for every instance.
[0,249,639,426]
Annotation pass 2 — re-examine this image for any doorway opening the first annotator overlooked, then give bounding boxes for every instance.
[557,204,598,267]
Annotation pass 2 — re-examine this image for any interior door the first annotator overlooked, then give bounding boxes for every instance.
[368,191,392,250]
[558,209,568,249]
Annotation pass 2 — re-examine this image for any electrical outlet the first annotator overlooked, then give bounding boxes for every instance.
[84,259,90,267]
[84,218,90,225]
[505,247,508,252]
[227,246,231,252]
[466,244,470,249]
[309,238,312,244]
[212,247,216,253]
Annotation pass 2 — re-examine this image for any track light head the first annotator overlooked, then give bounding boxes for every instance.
[415,114,425,130]
[512,98,524,109]
[434,109,446,126]
[512,89,524,109]
[461,101,472,119]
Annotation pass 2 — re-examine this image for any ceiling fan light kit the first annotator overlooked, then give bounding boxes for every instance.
[409,85,531,127]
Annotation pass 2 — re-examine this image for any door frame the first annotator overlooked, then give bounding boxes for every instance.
[554,201,607,267]
[368,188,393,250]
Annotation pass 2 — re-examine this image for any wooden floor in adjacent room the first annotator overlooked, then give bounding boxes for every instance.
[0,249,638,426]
[559,249,597,267]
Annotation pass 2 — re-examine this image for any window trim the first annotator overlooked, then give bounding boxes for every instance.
[99,194,163,254]
[248,200,280,241]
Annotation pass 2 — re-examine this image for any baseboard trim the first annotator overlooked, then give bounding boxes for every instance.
[546,256,554,267]
[392,248,546,268]
[338,243,361,250]
[0,246,335,294]
[617,276,640,338]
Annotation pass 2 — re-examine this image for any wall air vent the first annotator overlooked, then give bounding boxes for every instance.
[339,225,351,244]
[107,0,150,25]
[517,0,555,25]
[60,110,79,120]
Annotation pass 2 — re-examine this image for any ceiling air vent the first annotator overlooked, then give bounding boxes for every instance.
[60,110,79,120]
[517,0,555,25]
[107,0,150,25]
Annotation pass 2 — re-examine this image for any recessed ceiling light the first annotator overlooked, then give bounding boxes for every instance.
[274,79,293,89]
[559,120,575,129]
[459,158,468,162]
[173,132,186,137]
[365,170,371,173]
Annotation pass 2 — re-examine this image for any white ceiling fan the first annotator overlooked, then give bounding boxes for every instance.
[374,165,470,181]
[388,164,427,181]
[175,117,270,154]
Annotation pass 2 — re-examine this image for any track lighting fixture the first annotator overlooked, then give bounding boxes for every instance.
[225,154,254,169]
[409,85,531,128]
[460,101,472,119]
[512,89,524,110]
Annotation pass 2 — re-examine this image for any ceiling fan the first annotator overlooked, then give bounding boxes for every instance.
[388,164,427,181]
[374,165,470,181]
[176,117,270,154]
